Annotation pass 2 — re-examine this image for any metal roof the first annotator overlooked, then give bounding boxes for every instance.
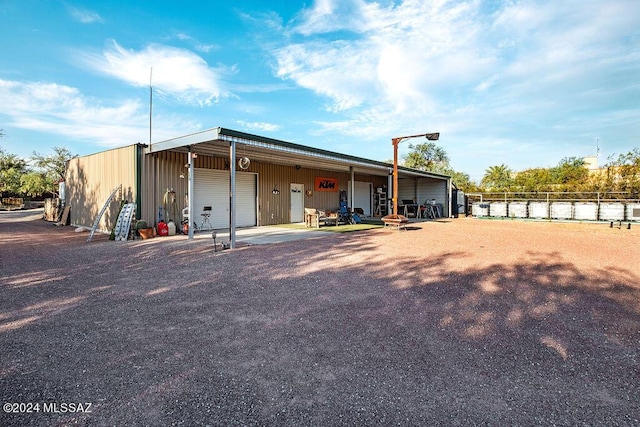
[148,127,450,180]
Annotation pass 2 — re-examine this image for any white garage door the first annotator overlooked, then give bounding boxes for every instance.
[348,181,373,217]
[193,168,257,229]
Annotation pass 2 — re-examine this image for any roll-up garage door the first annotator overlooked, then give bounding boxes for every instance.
[236,172,257,227]
[193,169,257,229]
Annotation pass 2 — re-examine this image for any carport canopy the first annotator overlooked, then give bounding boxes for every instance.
[147,127,451,247]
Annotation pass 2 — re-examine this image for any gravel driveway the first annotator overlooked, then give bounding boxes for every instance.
[1,210,639,426]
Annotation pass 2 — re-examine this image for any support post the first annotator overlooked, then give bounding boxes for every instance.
[188,146,194,240]
[350,166,355,213]
[229,140,236,249]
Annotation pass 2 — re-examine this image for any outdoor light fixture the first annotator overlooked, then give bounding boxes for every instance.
[390,132,440,218]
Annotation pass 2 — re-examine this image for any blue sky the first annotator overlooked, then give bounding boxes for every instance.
[1,0,638,181]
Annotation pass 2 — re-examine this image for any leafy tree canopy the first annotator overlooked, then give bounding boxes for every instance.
[402,142,450,172]
[31,146,75,182]
[1,145,75,197]
[481,164,514,191]
[0,147,28,194]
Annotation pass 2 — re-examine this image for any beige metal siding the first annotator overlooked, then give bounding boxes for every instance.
[142,152,390,226]
[140,151,191,227]
[66,145,137,232]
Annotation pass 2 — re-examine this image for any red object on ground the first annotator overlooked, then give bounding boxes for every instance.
[157,221,169,236]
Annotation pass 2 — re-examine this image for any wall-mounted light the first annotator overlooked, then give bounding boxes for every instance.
[272,185,280,195]
[295,165,301,170]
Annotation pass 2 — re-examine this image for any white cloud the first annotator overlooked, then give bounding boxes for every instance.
[0,79,199,146]
[268,0,640,175]
[274,0,496,117]
[236,120,281,132]
[68,6,104,24]
[172,32,219,53]
[79,40,231,106]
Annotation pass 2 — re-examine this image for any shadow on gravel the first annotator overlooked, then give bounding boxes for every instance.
[1,217,640,425]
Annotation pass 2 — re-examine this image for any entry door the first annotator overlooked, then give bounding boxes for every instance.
[290,183,304,223]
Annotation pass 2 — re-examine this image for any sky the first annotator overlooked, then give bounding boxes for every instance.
[1,0,638,182]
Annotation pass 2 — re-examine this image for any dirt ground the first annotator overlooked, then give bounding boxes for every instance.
[1,210,639,426]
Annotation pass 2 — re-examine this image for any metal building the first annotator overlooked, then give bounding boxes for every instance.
[65,127,451,243]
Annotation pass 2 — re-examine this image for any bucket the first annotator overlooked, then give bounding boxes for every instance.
[139,228,154,239]
[167,221,176,236]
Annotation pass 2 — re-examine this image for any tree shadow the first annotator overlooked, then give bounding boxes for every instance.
[1,220,639,425]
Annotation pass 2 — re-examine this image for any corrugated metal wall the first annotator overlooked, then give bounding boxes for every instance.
[66,145,137,232]
[417,178,449,216]
[399,177,450,216]
[69,146,447,232]
[141,151,388,227]
[140,150,191,227]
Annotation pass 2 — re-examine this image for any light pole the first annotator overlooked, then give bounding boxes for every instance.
[390,132,440,218]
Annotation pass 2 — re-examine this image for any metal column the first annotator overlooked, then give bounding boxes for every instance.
[350,166,355,212]
[229,140,236,249]
[188,146,194,240]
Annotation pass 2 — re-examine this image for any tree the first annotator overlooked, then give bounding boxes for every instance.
[402,142,450,172]
[481,164,514,191]
[0,147,28,195]
[30,146,76,196]
[513,167,554,192]
[604,148,640,194]
[551,157,589,190]
[31,146,74,182]
[20,172,51,197]
[401,142,479,192]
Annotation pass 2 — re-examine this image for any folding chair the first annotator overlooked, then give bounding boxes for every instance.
[200,206,212,230]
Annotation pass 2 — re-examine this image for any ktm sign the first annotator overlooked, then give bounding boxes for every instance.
[314,177,338,192]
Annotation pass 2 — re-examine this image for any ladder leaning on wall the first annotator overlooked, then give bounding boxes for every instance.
[87,185,121,242]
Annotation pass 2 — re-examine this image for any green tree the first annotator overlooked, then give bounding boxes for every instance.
[402,142,450,172]
[439,166,481,193]
[19,172,51,197]
[604,148,640,194]
[30,146,75,196]
[551,157,589,190]
[513,167,554,192]
[401,142,479,192]
[481,164,514,191]
[31,146,74,182]
[0,147,28,195]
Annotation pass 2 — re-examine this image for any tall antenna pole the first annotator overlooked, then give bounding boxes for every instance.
[149,67,153,149]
